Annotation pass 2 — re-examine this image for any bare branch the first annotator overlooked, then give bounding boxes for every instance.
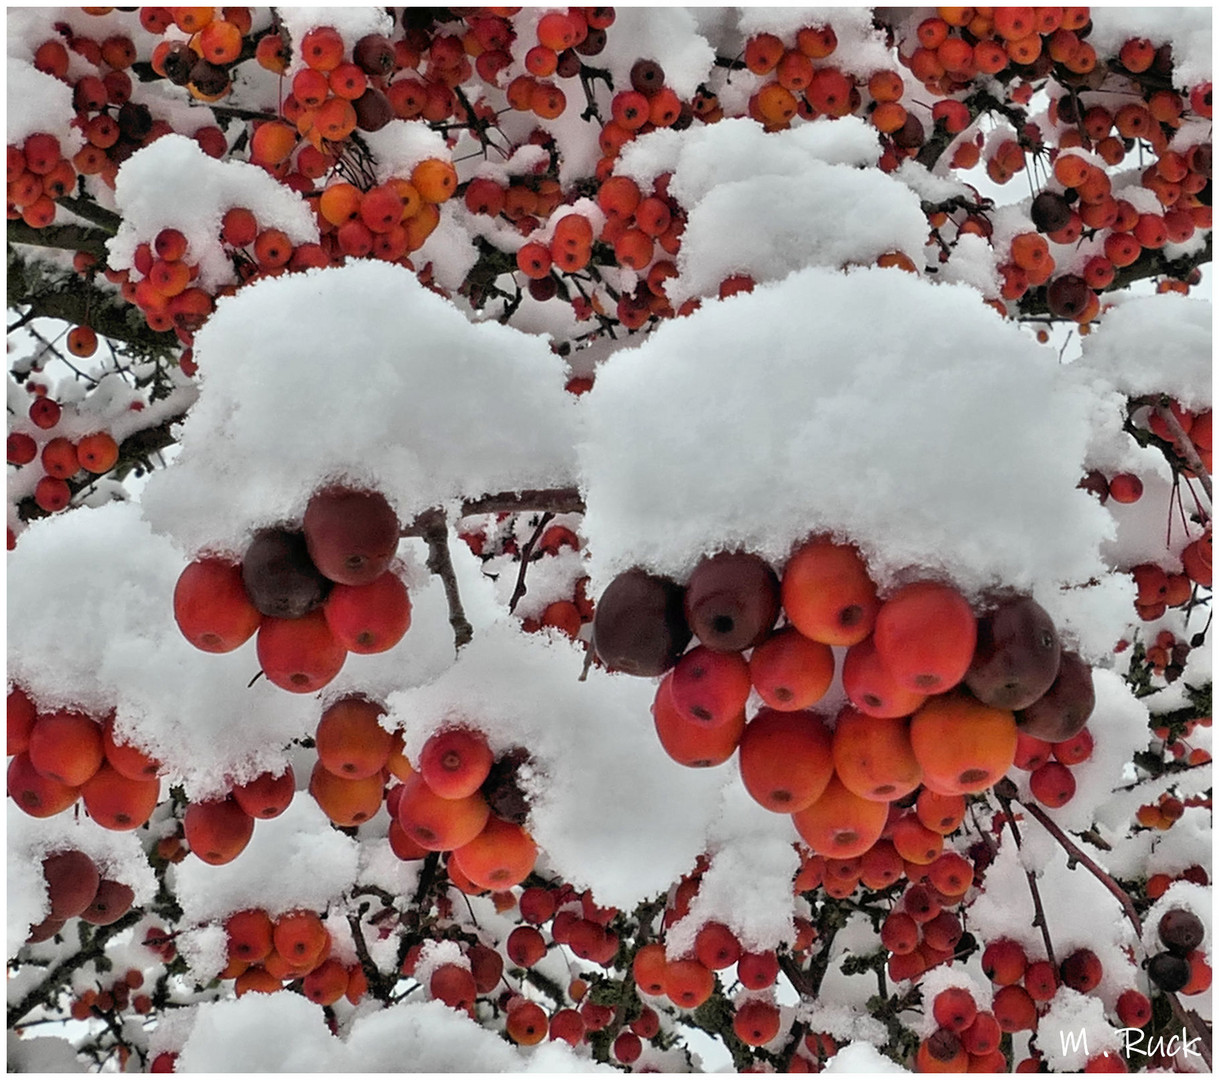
[415,509,474,651]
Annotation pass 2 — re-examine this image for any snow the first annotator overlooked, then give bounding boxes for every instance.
[139,260,580,557]
[4,4,1213,1074]
[109,135,320,293]
[578,264,1116,606]
[386,621,726,910]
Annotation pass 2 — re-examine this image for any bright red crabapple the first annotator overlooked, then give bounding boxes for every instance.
[734,998,782,1047]
[749,626,835,710]
[694,921,741,970]
[174,557,262,653]
[873,581,978,694]
[780,537,879,646]
[1108,473,1143,503]
[323,569,411,653]
[225,908,274,964]
[430,962,477,1011]
[992,984,1038,1032]
[183,796,255,865]
[652,672,746,767]
[841,635,928,718]
[418,726,493,799]
[738,949,781,989]
[737,708,834,812]
[28,710,104,787]
[395,772,490,851]
[450,817,538,890]
[932,986,978,1033]
[231,766,295,819]
[1029,760,1076,807]
[8,686,38,756]
[960,1012,1002,1056]
[1060,948,1103,993]
[303,486,401,587]
[664,957,715,1009]
[80,762,160,830]
[669,645,752,727]
[8,751,80,818]
[316,696,392,781]
[1024,959,1059,1001]
[982,938,1028,985]
[256,610,347,694]
[1052,727,1093,765]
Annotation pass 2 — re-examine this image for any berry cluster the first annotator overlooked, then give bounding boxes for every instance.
[220,905,368,1004]
[1013,725,1094,808]
[24,847,136,945]
[594,537,1096,854]
[173,485,409,693]
[8,685,162,830]
[1147,908,1211,996]
[916,985,1006,1072]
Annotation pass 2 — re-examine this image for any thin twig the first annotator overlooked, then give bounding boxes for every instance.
[993,785,1058,968]
[508,512,554,614]
[1156,403,1213,504]
[347,911,394,1003]
[414,508,474,651]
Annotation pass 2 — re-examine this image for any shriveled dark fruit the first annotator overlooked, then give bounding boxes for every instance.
[1016,650,1094,741]
[925,1028,963,1063]
[893,113,925,149]
[189,58,231,97]
[353,88,393,132]
[965,595,1061,710]
[1147,952,1191,993]
[1046,275,1091,320]
[1031,191,1072,233]
[116,102,153,140]
[80,879,135,925]
[161,43,195,85]
[353,34,395,76]
[241,529,330,619]
[42,849,100,921]
[555,48,582,79]
[575,27,607,56]
[684,551,780,652]
[26,914,66,943]
[303,487,400,587]
[1158,909,1205,956]
[592,568,691,676]
[480,748,532,825]
[630,59,666,95]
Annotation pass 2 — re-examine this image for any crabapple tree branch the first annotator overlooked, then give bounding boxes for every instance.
[412,508,474,651]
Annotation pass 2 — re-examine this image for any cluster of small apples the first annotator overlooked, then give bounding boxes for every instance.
[879,875,973,984]
[1146,908,1211,996]
[1012,725,1094,808]
[173,485,409,694]
[23,848,137,946]
[68,966,152,1024]
[7,685,163,832]
[1147,863,1208,901]
[142,7,253,104]
[389,725,539,894]
[1137,790,1195,832]
[914,985,1007,1072]
[217,905,369,1005]
[7,388,123,519]
[116,226,214,339]
[1137,400,1214,479]
[1152,709,1212,767]
[1078,468,1146,507]
[594,537,1097,854]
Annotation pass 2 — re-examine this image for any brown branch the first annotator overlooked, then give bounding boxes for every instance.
[8,220,113,259]
[413,508,473,650]
[347,911,394,1003]
[993,783,1058,968]
[8,910,143,1028]
[508,512,554,614]
[1157,403,1213,505]
[458,487,585,519]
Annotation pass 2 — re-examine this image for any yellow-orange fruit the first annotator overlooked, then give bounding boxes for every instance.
[791,773,889,858]
[910,691,1018,795]
[831,708,922,802]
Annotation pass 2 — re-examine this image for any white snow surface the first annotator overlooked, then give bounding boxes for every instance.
[139,260,580,556]
[823,1039,909,1073]
[578,264,1117,606]
[109,136,320,293]
[387,621,727,910]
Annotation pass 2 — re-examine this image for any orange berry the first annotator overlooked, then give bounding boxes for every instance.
[832,708,922,802]
[737,708,834,812]
[780,538,878,646]
[791,773,889,858]
[873,581,977,695]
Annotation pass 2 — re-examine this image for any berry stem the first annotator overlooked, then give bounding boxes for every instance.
[993,786,1059,969]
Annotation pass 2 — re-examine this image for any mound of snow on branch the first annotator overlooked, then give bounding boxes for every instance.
[578,265,1116,613]
[141,260,579,556]
[386,621,726,909]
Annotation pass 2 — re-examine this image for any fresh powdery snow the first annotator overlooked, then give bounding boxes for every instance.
[139,260,581,557]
